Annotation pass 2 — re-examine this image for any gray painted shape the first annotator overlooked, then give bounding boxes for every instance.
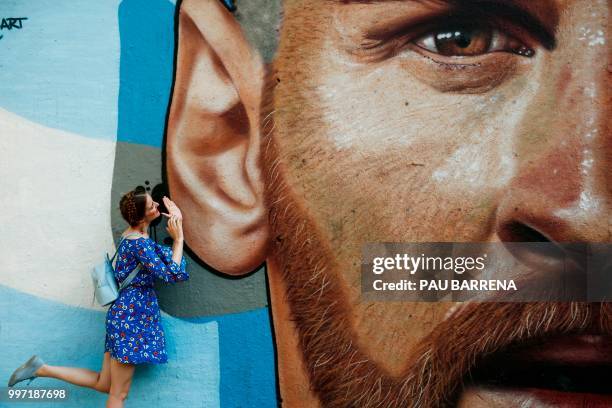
[235,0,282,62]
[111,141,268,317]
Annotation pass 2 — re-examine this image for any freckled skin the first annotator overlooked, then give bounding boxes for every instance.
[268,0,610,396]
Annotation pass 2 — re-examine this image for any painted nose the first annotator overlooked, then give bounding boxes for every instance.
[493,5,611,286]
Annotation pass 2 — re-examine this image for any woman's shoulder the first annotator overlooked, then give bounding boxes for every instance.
[119,236,152,250]
[120,232,150,242]
[122,236,149,241]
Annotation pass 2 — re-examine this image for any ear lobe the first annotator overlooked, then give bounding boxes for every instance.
[166,0,269,275]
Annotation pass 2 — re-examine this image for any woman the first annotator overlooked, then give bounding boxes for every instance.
[7,186,189,408]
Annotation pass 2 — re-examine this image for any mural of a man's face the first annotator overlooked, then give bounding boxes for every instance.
[166,0,611,406]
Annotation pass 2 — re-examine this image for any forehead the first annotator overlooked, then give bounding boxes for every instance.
[278,0,568,34]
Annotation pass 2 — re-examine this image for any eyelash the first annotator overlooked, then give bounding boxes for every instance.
[413,27,535,58]
[359,18,537,63]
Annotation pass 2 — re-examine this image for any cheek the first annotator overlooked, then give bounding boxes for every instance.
[277,71,520,250]
[277,33,541,249]
[274,25,538,371]
[273,45,539,372]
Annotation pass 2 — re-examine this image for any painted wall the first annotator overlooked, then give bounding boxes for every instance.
[5,1,605,407]
[0,0,278,406]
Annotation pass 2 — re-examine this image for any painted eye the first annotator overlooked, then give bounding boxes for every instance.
[414,26,535,57]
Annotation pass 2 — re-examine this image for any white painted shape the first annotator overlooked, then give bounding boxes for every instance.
[0,108,116,310]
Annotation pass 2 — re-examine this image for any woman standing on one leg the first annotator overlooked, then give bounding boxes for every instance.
[8,186,189,408]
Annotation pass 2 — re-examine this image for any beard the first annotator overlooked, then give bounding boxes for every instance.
[260,98,612,408]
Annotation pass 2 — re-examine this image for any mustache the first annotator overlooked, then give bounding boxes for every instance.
[407,302,612,407]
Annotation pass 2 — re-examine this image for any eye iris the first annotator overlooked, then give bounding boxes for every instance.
[454,31,471,48]
[434,27,492,56]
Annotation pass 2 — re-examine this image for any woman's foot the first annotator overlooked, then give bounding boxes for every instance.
[7,355,45,387]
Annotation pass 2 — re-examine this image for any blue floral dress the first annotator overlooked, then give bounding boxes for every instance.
[104,237,189,364]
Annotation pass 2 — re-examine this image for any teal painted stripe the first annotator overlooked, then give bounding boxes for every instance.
[186,309,278,407]
[0,0,120,141]
[2,0,278,147]
[0,285,220,407]
[116,0,176,148]
[0,0,177,148]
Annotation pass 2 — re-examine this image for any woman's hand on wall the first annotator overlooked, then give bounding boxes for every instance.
[162,196,183,221]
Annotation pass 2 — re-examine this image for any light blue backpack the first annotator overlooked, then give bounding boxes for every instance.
[91,234,142,306]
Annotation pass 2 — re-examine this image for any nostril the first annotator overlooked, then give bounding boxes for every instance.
[496,219,590,301]
[498,221,568,269]
[503,221,551,243]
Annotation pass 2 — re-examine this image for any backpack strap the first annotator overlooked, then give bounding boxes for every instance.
[92,264,142,306]
[118,264,143,291]
[91,233,146,306]
[109,233,142,264]
[115,233,145,290]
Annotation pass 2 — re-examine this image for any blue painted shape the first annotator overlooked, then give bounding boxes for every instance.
[116,0,176,148]
[220,0,237,12]
[0,0,120,140]
[186,309,278,408]
[0,285,219,407]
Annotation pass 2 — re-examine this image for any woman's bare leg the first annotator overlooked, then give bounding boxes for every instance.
[36,352,112,393]
[106,358,135,408]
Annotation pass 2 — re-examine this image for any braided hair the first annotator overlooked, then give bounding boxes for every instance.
[119,186,147,227]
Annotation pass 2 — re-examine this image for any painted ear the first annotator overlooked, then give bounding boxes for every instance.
[166,0,268,275]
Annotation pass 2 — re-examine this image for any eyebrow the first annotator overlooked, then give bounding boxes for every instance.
[336,0,558,50]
